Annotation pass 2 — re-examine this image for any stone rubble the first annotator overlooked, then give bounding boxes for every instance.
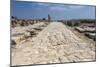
[11,22,95,66]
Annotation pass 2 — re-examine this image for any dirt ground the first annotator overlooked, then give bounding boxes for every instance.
[11,22,96,66]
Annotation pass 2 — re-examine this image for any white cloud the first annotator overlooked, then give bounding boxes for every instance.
[68,5,85,9]
[50,6,67,11]
[31,2,85,11]
[36,2,51,6]
[49,4,68,11]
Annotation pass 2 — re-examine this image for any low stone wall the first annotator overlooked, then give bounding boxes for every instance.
[75,27,96,41]
[11,22,49,47]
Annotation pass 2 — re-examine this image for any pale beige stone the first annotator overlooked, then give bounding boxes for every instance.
[11,22,95,66]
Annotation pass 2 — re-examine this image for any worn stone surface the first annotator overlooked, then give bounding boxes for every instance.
[75,27,95,33]
[11,22,95,66]
[11,22,48,45]
[75,26,96,41]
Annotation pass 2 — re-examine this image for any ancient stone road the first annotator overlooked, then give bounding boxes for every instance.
[12,22,95,66]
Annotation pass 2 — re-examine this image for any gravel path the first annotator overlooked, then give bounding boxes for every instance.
[12,22,95,66]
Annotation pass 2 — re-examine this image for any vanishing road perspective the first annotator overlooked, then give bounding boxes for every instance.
[11,18,96,66]
[11,0,96,66]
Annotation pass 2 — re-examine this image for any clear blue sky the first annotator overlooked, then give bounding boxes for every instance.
[11,0,96,20]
